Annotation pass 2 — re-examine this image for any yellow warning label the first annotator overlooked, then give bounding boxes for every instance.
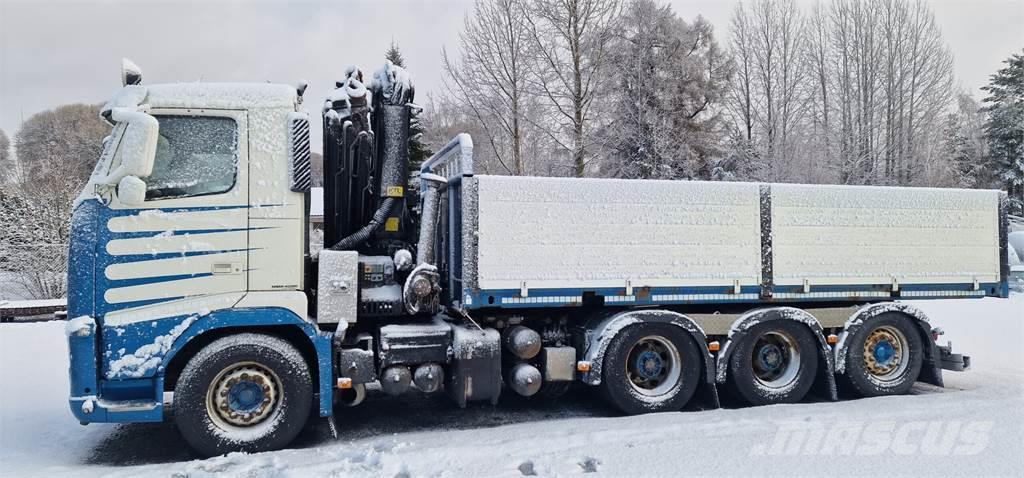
[385,217,400,232]
[386,186,404,197]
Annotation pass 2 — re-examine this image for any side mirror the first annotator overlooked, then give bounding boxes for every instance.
[117,175,147,206]
[99,107,158,185]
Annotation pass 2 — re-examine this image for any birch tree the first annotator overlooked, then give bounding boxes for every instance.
[726,0,954,186]
[522,0,620,177]
[442,0,533,175]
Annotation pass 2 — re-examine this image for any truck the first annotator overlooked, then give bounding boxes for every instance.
[64,59,1008,456]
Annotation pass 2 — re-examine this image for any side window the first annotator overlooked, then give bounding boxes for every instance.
[145,115,237,200]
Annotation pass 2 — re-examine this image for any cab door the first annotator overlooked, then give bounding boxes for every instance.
[99,109,249,326]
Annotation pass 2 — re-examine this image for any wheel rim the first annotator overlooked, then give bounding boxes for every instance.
[863,326,909,382]
[207,361,281,428]
[625,335,682,397]
[750,331,801,390]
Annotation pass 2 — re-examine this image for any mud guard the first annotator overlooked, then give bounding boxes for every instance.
[717,307,838,402]
[836,302,943,387]
[580,309,720,409]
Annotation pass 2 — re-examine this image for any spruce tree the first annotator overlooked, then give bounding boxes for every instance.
[385,41,405,68]
[982,51,1024,214]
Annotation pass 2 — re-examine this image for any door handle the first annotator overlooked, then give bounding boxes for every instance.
[212,263,241,275]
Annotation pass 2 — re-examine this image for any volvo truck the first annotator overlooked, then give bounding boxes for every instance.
[64,59,1006,456]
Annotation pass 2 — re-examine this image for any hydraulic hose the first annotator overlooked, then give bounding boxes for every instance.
[328,197,398,251]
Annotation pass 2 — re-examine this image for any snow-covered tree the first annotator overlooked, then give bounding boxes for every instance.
[13,104,107,188]
[982,50,1024,214]
[442,0,534,175]
[3,104,109,299]
[942,94,990,189]
[522,0,620,177]
[724,0,953,186]
[599,0,731,180]
[0,127,10,183]
[385,41,406,68]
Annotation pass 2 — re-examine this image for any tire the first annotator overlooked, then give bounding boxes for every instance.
[173,333,312,456]
[600,322,702,415]
[726,320,818,406]
[838,313,923,397]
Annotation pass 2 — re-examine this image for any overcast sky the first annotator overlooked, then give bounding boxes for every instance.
[1,0,1021,153]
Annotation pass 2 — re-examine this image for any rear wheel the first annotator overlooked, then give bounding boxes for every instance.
[839,313,923,397]
[173,333,312,456]
[600,323,702,415]
[727,320,818,406]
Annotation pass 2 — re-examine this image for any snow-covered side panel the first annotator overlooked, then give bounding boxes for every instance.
[473,176,762,290]
[247,105,307,293]
[771,184,1001,287]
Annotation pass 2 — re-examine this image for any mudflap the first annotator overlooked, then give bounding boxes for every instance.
[694,374,721,410]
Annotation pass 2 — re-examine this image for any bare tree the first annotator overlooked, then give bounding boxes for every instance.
[725,0,809,181]
[729,3,756,143]
[0,128,10,183]
[826,0,952,185]
[726,0,954,186]
[4,104,109,299]
[442,0,533,175]
[804,1,832,180]
[522,0,620,177]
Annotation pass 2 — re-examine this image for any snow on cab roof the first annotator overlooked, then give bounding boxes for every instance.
[144,83,296,109]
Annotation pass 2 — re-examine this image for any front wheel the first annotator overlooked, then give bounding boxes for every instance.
[600,323,702,415]
[173,333,312,456]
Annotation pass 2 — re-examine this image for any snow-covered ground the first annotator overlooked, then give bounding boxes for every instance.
[1,296,1022,477]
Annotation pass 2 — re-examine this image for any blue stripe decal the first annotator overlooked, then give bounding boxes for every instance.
[100,296,187,313]
[105,248,255,261]
[106,272,216,289]
[107,226,276,240]
[105,204,251,217]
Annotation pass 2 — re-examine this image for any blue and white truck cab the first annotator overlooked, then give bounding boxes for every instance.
[65,60,1005,456]
[66,74,330,428]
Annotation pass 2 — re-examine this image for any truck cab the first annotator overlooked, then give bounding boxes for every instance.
[66,81,332,433]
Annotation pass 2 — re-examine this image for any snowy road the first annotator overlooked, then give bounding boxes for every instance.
[2,296,1022,477]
